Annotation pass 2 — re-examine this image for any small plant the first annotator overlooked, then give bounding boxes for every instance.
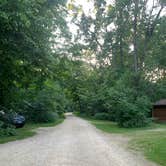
[0,121,16,136]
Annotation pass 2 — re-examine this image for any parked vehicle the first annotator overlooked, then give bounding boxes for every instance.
[12,115,25,128]
[0,109,25,128]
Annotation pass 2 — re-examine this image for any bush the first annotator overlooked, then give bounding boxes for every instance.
[21,86,65,123]
[0,109,16,136]
[94,112,111,120]
[103,84,151,128]
[116,99,151,128]
[32,111,59,123]
[24,102,59,123]
[0,121,16,136]
[0,127,16,136]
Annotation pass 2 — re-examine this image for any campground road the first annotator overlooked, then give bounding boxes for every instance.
[0,113,157,166]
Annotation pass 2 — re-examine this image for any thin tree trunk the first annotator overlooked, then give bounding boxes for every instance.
[133,0,139,72]
[119,10,124,69]
[140,5,164,70]
[110,40,117,70]
[120,33,123,69]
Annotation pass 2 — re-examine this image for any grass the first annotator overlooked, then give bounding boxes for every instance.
[130,130,166,166]
[0,118,64,144]
[90,119,165,133]
[87,118,166,166]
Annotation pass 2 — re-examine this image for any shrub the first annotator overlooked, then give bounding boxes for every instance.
[0,120,16,136]
[32,111,59,123]
[104,84,151,127]
[24,102,59,123]
[0,109,16,136]
[116,99,151,128]
[1,126,16,136]
[94,112,111,120]
[72,71,153,128]
[21,86,66,123]
[104,87,133,121]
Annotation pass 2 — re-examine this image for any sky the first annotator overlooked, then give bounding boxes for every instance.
[65,0,165,65]
[67,0,166,35]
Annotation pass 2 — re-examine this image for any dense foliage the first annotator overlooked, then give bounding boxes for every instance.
[67,0,166,127]
[0,0,70,135]
[0,0,165,136]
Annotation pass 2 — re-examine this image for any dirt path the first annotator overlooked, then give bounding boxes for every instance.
[0,114,157,166]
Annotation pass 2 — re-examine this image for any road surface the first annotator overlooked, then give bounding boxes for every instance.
[0,114,157,166]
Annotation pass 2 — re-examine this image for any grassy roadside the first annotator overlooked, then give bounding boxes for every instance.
[84,118,166,166]
[0,118,64,144]
[130,130,166,166]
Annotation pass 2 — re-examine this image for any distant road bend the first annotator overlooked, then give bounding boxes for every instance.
[0,113,157,166]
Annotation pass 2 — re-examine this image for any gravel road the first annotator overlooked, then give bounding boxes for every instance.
[0,114,157,166]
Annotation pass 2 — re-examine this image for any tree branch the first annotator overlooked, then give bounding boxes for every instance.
[149,5,164,36]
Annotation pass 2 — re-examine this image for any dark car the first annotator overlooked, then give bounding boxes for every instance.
[0,110,26,128]
[12,115,25,128]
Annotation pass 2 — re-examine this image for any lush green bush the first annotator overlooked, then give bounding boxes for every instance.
[76,71,153,128]
[0,108,16,136]
[0,121,16,136]
[31,109,59,123]
[116,98,151,128]
[23,101,59,123]
[20,82,68,123]
[94,112,111,120]
[105,84,151,127]
[0,127,16,136]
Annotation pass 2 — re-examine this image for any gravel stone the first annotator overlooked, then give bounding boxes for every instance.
[0,114,158,166]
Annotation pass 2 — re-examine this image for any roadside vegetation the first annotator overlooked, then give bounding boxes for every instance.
[69,0,166,129]
[0,119,64,144]
[0,0,165,160]
[88,119,166,166]
[0,0,71,139]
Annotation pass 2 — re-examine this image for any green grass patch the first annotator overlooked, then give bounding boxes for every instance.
[0,118,64,144]
[89,119,165,134]
[87,118,166,166]
[130,130,166,166]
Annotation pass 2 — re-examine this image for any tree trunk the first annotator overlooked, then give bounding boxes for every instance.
[133,0,139,72]
[119,10,124,69]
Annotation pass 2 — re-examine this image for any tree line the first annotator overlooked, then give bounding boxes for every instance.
[67,0,166,127]
[0,0,71,136]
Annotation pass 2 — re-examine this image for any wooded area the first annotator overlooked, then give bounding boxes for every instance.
[0,0,165,136]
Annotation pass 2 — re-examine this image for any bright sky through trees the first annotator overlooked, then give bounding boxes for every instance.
[67,0,166,35]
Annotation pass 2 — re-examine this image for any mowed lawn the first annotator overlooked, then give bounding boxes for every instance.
[90,120,166,166]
